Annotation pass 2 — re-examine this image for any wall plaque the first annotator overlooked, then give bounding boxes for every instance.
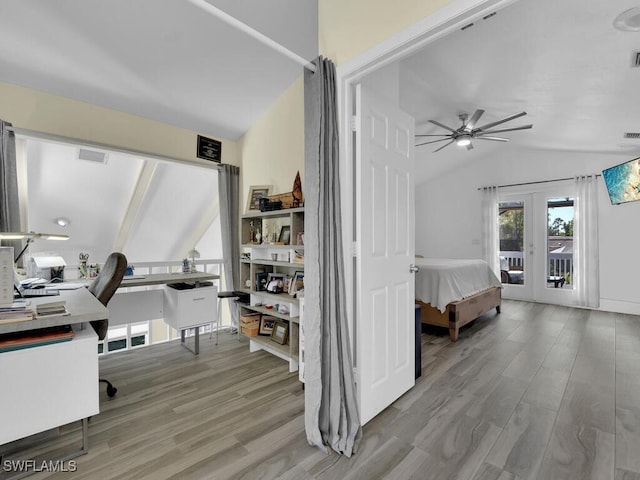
[197,135,222,163]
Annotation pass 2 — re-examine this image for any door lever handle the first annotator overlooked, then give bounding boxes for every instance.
[409,264,419,273]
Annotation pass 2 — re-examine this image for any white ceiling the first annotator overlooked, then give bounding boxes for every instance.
[3,0,639,185]
[399,0,640,183]
[24,138,222,265]
[0,0,318,141]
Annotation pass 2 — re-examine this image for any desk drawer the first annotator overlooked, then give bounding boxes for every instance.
[163,285,217,330]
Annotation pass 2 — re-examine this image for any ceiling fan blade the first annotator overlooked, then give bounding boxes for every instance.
[464,109,484,132]
[433,139,455,153]
[416,137,453,147]
[475,136,509,142]
[474,111,527,132]
[428,119,458,133]
[477,124,533,135]
[415,134,453,137]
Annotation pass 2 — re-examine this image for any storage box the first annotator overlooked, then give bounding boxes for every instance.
[240,313,260,336]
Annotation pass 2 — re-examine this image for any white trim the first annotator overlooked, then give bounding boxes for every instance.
[599,298,640,316]
[8,127,221,170]
[186,0,316,73]
[337,0,523,349]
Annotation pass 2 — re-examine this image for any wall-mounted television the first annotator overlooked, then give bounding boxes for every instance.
[602,157,640,205]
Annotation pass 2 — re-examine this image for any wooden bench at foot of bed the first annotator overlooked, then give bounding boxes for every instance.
[416,286,501,342]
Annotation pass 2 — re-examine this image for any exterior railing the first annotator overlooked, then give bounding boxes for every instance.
[500,251,573,284]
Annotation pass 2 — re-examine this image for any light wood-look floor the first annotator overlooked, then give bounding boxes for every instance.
[3,300,640,480]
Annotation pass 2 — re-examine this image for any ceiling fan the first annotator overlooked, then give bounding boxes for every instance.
[416,109,533,153]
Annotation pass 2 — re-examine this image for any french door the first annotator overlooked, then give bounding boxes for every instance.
[499,186,575,304]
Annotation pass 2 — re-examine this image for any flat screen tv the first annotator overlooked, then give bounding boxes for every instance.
[602,157,640,205]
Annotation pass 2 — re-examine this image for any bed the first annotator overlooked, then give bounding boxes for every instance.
[414,258,502,342]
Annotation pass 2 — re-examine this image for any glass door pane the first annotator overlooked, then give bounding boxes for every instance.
[546,197,574,290]
[499,201,525,285]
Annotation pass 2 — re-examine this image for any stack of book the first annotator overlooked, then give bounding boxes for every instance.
[0,325,75,352]
[0,304,34,324]
[35,300,68,317]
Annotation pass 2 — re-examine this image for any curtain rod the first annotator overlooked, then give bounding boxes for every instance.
[186,0,317,73]
[477,174,601,190]
[5,126,222,170]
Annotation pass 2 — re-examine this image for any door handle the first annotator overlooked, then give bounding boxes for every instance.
[409,264,419,273]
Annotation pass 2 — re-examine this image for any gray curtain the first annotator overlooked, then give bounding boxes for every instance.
[0,120,22,262]
[304,56,361,457]
[218,163,240,327]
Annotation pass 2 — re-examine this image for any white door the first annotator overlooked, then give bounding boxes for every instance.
[499,187,575,305]
[355,84,415,425]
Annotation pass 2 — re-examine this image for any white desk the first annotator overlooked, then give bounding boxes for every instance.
[0,288,107,464]
[109,272,219,354]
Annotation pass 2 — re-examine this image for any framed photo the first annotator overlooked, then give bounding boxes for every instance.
[259,316,276,335]
[266,273,286,293]
[246,185,271,212]
[255,271,269,291]
[278,225,291,245]
[289,271,304,295]
[270,320,289,345]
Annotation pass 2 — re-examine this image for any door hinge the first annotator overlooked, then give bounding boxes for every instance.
[352,367,358,383]
[351,241,358,257]
[350,115,358,132]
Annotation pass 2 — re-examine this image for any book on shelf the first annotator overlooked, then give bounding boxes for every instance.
[292,250,304,264]
[0,324,75,352]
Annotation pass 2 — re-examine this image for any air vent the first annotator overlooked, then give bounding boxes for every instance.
[632,51,640,68]
[77,148,108,164]
[461,22,474,31]
[483,12,497,20]
[624,132,640,139]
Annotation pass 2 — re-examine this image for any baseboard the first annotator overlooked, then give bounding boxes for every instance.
[598,298,640,316]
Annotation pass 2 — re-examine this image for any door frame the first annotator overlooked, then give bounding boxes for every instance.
[498,182,576,305]
[336,0,523,351]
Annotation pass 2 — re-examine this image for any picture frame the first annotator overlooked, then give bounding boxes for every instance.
[259,316,276,335]
[246,185,271,212]
[278,225,291,245]
[266,273,286,293]
[255,271,269,291]
[289,271,304,295]
[270,320,289,345]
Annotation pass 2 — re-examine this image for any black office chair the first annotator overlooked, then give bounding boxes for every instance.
[88,252,127,398]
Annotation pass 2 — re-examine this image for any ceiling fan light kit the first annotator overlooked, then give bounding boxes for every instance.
[415,108,533,153]
[456,135,472,147]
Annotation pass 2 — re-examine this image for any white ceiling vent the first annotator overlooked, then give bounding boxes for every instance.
[78,148,108,164]
[624,132,640,139]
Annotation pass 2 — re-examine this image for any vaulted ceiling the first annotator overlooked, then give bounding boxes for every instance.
[400,0,640,183]
[0,0,318,141]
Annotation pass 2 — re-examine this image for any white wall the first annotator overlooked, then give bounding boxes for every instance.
[416,146,640,314]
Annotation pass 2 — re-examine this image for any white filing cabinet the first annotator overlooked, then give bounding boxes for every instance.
[163,284,218,330]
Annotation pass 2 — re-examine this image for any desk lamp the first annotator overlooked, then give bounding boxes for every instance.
[0,232,69,263]
[188,248,200,273]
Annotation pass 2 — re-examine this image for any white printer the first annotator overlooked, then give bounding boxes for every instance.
[27,255,66,281]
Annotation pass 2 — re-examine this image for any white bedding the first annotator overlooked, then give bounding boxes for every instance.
[415,258,502,313]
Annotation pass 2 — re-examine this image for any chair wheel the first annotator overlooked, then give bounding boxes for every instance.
[106,385,118,397]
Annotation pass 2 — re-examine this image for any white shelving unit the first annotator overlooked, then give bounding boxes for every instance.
[240,207,304,372]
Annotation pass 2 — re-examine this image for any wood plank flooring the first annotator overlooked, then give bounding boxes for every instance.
[2,300,640,479]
